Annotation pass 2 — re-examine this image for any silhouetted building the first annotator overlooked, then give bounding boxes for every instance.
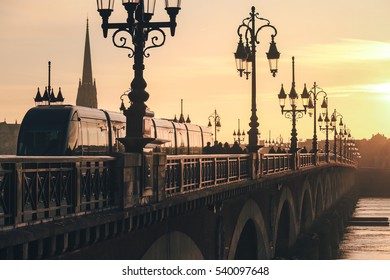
[0,120,20,154]
[76,19,98,108]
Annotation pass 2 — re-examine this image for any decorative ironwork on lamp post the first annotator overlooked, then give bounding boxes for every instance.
[96,0,182,152]
[234,6,280,153]
[208,109,221,143]
[277,57,309,153]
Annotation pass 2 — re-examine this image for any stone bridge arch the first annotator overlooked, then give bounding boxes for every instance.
[313,174,324,217]
[323,172,333,209]
[228,199,270,260]
[142,231,204,260]
[298,178,314,233]
[273,186,298,258]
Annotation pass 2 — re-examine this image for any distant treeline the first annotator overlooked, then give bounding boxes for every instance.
[356,133,390,168]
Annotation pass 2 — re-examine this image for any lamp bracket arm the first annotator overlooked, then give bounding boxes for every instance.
[143,28,166,58]
[317,89,327,97]
[105,22,129,30]
[284,111,293,120]
[255,24,277,44]
[254,14,271,25]
[240,16,252,29]
[112,28,135,58]
[295,111,305,119]
[146,22,172,29]
[237,23,252,42]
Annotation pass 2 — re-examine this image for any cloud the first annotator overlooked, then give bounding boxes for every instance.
[325,82,390,99]
[296,39,390,63]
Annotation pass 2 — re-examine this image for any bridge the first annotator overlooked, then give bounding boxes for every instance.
[0,151,357,259]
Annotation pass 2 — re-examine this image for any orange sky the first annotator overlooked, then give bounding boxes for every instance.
[1,0,390,145]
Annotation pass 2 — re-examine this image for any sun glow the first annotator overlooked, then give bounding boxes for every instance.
[366,82,390,94]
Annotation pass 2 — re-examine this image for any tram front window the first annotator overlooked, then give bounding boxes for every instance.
[17,108,71,156]
[17,126,66,156]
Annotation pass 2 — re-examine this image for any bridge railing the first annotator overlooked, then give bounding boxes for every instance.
[165,154,251,196]
[0,156,115,227]
[298,153,315,167]
[261,153,293,175]
[317,153,328,164]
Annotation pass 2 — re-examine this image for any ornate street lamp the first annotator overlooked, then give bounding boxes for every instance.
[305,82,328,163]
[34,61,64,106]
[96,0,182,152]
[338,124,350,162]
[172,99,190,123]
[233,119,246,144]
[234,6,280,153]
[330,109,343,162]
[277,57,309,153]
[208,109,221,143]
[346,131,352,161]
[318,97,333,161]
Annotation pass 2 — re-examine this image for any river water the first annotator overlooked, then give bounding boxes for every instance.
[337,197,390,259]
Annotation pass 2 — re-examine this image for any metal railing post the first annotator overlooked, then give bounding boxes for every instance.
[259,153,264,177]
[74,162,82,214]
[12,162,23,225]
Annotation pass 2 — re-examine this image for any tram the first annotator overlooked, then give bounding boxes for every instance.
[16,105,213,156]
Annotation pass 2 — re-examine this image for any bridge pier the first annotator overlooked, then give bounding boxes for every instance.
[291,189,358,259]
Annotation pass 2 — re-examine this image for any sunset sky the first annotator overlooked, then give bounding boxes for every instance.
[1,0,390,145]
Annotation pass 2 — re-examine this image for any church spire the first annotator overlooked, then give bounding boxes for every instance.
[82,18,93,85]
[76,18,98,108]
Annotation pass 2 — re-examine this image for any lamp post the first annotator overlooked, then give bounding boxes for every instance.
[234,6,280,153]
[330,109,343,162]
[277,57,309,153]
[208,109,221,143]
[96,0,182,152]
[34,61,65,106]
[318,97,333,161]
[306,82,328,163]
[339,124,349,162]
[233,119,245,144]
[346,131,352,161]
[338,124,345,162]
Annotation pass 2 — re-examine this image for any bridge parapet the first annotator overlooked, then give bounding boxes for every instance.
[0,151,357,230]
[0,156,116,228]
[165,154,252,196]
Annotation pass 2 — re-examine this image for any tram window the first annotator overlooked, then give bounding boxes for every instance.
[188,129,202,154]
[160,130,175,155]
[154,122,175,155]
[112,122,125,153]
[18,128,65,156]
[80,120,89,154]
[17,108,71,156]
[81,120,109,155]
[97,121,108,153]
[157,129,174,155]
[176,130,188,154]
[66,120,79,155]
